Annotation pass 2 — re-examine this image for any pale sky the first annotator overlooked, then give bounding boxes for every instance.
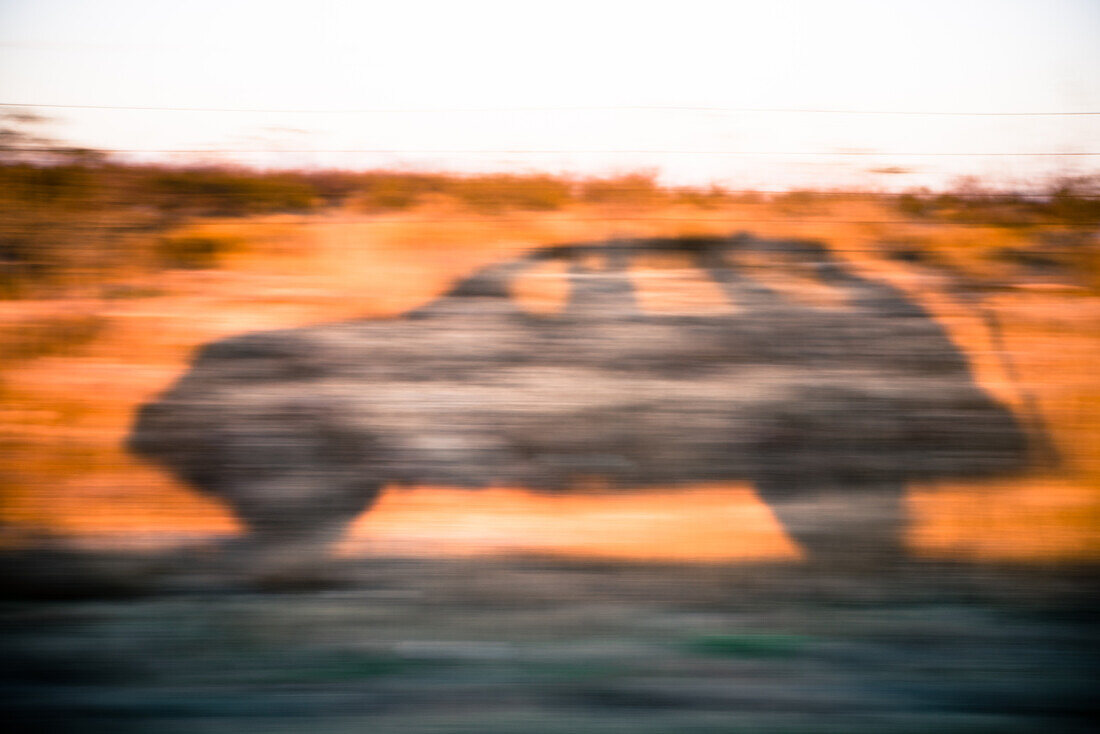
[1,0,1097,188]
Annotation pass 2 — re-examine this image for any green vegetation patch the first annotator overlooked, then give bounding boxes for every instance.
[681,633,812,659]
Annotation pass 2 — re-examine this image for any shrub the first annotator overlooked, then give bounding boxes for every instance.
[896,193,929,218]
[578,173,665,207]
[0,162,148,295]
[148,168,318,216]
[155,234,240,269]
[673,184,729,209]
[1047,176,1100,224]
[0,313,108,363]
[350,174,441,212]
[773,189,826,214]
[446,174,571,213]
[893,176,1100,228]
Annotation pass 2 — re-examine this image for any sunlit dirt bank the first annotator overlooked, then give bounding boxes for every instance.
[1,198,1097,562]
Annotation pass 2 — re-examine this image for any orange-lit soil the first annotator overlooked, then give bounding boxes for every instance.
[2,201,1097,560]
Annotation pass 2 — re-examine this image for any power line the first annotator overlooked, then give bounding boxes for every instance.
[3,102,1100,116]
[7,147,1099,156]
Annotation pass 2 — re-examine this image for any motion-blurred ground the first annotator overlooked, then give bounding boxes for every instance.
[1,552,1096,733]
[2,191,1097,560]
[1,180,1097,732]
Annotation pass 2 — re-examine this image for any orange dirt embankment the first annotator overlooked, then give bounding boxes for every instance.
[2,200,1097,560]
